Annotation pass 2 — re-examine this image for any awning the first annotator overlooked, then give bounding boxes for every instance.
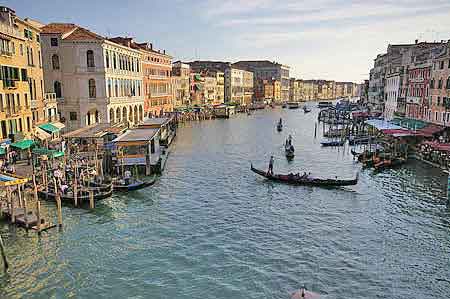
[194,74,202,81]
[11,139,35,150]
[415,124,444,137]
[381,129,415,137]
[392,117,427,130]
[51,122,66,130]
[365,119,403,130]
[39,123,59,133]
[0,147,5,155]
[35,127,52,140]
[32,147,65,158]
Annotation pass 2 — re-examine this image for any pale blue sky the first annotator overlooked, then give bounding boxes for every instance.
[8,0,450,82]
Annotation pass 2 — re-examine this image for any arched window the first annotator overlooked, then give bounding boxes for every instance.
[105,50,110,68]
[113,53,117,69]
[88,79,96,98]
[114,79,118,96]
[52,54,60,70]
[95,110,99,123]
[87,50,95,67]
[107,79,112,97]
[54,81,62,98]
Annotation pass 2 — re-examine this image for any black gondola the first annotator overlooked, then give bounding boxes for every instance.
[285,145,295,159]
[250,164,358,187]
[277,123,283,132]
[112,178,156,192]
[38,188,113,204]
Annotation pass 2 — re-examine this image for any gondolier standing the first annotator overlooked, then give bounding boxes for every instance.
[267,156,274,175]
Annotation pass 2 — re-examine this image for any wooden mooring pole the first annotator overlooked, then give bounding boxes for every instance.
[89,190,94,210]
[56,193,63,228]
[0,234,8,272]
[36,201,42,235]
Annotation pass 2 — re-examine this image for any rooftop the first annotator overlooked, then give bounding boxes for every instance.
[63,123,126,138]
[112,128,160,143]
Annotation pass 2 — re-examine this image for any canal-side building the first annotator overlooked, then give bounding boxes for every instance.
[40,24,144,133]
[0,6,58,140]
[405,62,431,121]
[171,61,190,108]
[232,60,290,102]
[224,67,253,106]
[136,41,172,117]
[429,42,450,126]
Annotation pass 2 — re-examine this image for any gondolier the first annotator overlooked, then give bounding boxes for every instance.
[267,156,274,175]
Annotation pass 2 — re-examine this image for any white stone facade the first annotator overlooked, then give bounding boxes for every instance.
[41,25,144,133]
[384,73,400,120]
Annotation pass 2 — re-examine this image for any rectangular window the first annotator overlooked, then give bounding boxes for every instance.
[70,112,77,120]
[51,38,58,47]
[19,44,23,56]
[21,69,27,81]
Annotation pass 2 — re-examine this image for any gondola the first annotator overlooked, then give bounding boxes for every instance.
[348,136,370,145]
[277,123,283,132]
[250,164,358,187]
[112,178,156,192]
[285,144,295,159]
[38,187,113,204]
[320,139,345,146]
[373,157,406,172]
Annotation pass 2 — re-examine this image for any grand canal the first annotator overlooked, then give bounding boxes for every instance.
[1,107,450,298]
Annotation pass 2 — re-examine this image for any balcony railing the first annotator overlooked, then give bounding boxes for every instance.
[0,49,12,57]
[2,79,16,89]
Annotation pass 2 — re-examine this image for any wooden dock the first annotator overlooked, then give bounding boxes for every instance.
[1,205,56,232]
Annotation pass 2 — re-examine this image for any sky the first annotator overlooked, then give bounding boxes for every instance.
[8,0,450,82]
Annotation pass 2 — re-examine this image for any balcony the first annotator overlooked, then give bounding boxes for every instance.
[0,49,12,57]
[2,79,17,89]
[44,93,57,106]
[406,96,421,105]
[0,22,22,40]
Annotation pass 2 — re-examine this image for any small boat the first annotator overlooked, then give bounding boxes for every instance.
[38,187,113,204]
[250,164,358,187]
[317,101,333,108]
[373,157,406,172]
[303,106,311,113]
[320,139,345,146]
[112,178,156,192]
[282,102,287,108]
[287,102,300,109]
[277,123,283,132]
[285,144,295,159]
[348,136,370,145]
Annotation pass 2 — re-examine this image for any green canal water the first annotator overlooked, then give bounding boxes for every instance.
[1,107,450,298]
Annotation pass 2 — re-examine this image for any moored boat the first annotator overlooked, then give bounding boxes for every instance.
[373,157,406,172]
[112,178,156,192]
[317,101,333,108]
[303,106,311,113]
[287,102,300,109]
[320,139,345,146]
[348,135,370,145]
[250,164,358,187]
[38,187,113,204]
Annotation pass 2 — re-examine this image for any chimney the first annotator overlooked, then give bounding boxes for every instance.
[163,49,166,54]
[415,39,418,44]
[149,43,153,50]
